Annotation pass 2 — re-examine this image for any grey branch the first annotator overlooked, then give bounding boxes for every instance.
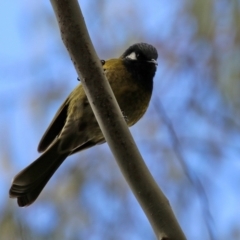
[50,0,186,239]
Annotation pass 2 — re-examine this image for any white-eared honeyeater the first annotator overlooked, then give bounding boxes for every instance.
[9,43,158,207]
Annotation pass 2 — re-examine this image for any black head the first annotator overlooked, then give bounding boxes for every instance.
[121,43,158,91]
[121,43,158,64]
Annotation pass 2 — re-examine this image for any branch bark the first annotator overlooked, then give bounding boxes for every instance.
[50,0,186,239]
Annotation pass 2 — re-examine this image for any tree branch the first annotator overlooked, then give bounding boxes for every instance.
[50,0,186,239]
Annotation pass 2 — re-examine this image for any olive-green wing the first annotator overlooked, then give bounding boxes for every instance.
[70,139,106,155]
[38,97,69,153]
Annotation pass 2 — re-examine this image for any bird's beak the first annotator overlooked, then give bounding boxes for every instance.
[148,59,158,66]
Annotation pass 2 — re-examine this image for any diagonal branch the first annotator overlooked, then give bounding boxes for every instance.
[50,0,186,239]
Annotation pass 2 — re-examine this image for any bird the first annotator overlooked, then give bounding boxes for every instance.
[9,43,158,207]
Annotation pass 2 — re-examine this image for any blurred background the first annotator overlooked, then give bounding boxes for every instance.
[1,0,240,239]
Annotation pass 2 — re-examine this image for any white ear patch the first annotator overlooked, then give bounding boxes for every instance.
[126,52,137,60]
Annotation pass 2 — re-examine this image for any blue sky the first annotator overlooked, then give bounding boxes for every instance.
[1,1,240,239]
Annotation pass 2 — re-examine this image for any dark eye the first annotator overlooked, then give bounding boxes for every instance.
[136,53,146,61]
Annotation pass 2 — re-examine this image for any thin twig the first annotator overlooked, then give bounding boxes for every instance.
[154,98,216,240]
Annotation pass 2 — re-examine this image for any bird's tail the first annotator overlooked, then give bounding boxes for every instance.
[9,141,70,207]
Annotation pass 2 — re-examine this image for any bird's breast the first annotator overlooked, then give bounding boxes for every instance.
[104,59,152,126]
